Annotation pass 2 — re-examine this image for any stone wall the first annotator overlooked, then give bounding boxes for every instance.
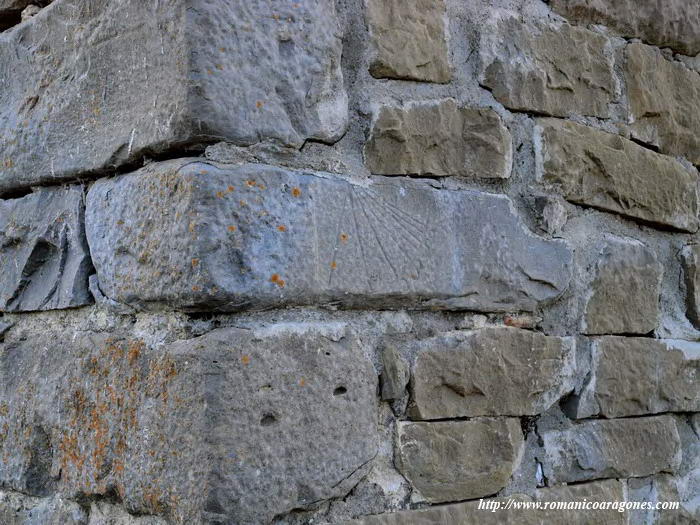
[0,1,698,524]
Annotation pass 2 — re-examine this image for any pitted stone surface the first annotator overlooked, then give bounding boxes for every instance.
[550,0,700,56]
[537,118,699,232]
[407,328,576,419]
[0,0,347,193]
[395,419,523,503]
[85,160,571,313]
[365,99,512,178]
[682,244,700,329]
[575,338,700,418]
[541,415,681,484]
[0,186,92,312]
[480,15,615,118]
[625,43,700,166]
[0,325,378,524]
[348,480,626,524]
[365,0,450,83]
[583,237,662,335]
[0,492,87,525]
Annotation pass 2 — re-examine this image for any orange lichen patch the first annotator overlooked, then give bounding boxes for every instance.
[256,101,264,109]
[340,233,349,243]
[127,341,143,365]
[3,158,13,169]
[291,187,302,197]
[241,355,251,365]
[116,219,124,226]
[227,185,235,192]
[239,200,248,207]
[270,273,286,288]
[277,225,287,232]
[192,285,202,292]
[299,378,306,387]
[246,179,257,187]
[206,68,214,75]
[227,225,237,232]
[330,261,337,270]
[257,183,267,190]
[216,191,225,198]
[191,258,200,268]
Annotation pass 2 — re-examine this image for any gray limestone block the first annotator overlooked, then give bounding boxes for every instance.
[0,186,93,312]
[407,327,576,419]
[0,492,87,525]
[682,244,700,330]
[395,419,524,503]
[0,0,347,193]
[582,237,662,335]
[541,415,682,484]
[479,14,616,118]
[85,160,571,313]
[0,324,378,524]
[536,118,699,232]
[380,345,409,401]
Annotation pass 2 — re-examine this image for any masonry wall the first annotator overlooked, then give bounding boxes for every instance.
[0,1,698,524]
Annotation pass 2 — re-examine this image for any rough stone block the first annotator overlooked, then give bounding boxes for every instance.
[550,0,700,56]
[682,244,700,330]
[480,15,615,118]
[625,43,700,166]
[0,0,347,193]
[628,474,697,525]
[0,491,87,525]
[575,337,700,418]
[380,345,409,401]
[407,328,576,419]
[365,99,512,178]
[365,0,451,83]
[537,118,699,232]
[395,419,523,503]
[541,415,682,484]
[0,187,92,312]
[349,479,626,524]
[583,237,662,335]
[85,160,571,313]
[0,324,378,524]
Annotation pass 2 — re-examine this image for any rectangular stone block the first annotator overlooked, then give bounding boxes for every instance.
[407,328,576,419]
[480,15,615,118]
[0,186,92,312]
[625,43,700,166]
[541,416,681,484]
[365,0,451,83]
[349,480,626,524]
[551,0,700,56]
[575,337,700,418]
[536,118,699,232]
[396,419,523,503]
[0,324,378,524]
[85,160,571,313]
[0,0,347,193]
[365,99,512,178]
[682,244,700,330]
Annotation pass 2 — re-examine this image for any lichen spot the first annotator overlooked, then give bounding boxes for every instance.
[192,285,201,292]
[227,185,235,193]
[270,274,286,288]
[246,180,256,187]
[216,191,225,198]
[340,233,349,243]
[299,378,306,387]
[291,187,301,197]
[330,261,337,270]
[241,355,251,365]
[256,101,264,109]
[191,258,199,268]
[227,225,237,232]
[277,225,287,232]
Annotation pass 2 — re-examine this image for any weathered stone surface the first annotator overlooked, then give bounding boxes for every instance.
[541,415,681,484]
[407,328,576,419]
[0,324,378,524]
[364,99,512,178]
[380,345,409,401]
[0,0,347,192]
[575,338,700,418]
[628,474,697,525]
[625,43,700,166]
[88,502,168,525]
[682,244,700,330]
[0,491,87,525]
[396,419,523,503]
[365,0,450,83]
[583,237,662,335]
[349,479,626,524]
[550,0,700,56]
[85,160,571,313]
[0,187,92,312]
[480,16,615,118]
[537,118,699,232]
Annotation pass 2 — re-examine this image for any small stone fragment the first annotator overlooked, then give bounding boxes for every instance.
[365,0,451,83]
[380,345,409,401]
[20,3,38,21]
[396,419,523,503]
[535,196,568,235]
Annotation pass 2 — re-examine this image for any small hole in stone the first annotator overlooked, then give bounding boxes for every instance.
[333,386,347,396]
[325,351,331,356]
[260,414,277,426]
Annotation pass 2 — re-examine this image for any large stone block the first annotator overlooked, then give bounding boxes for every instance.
[364,99,512,178]
[85,160,571,313]
[582,237,662,335]
[536,118,699,232]
[365,0,450,83]
[0,324,378,524]
[395,419,523,503]
[682,244,700,329]
[550,0,700,56]
[0,186,92,312]
[541,416,681,484]
[0,0,347,193]
[625,43,700,166]
[575,338,700,418]
[407,328,575,419]
[349,479,626,524]
[480,15,615,118]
